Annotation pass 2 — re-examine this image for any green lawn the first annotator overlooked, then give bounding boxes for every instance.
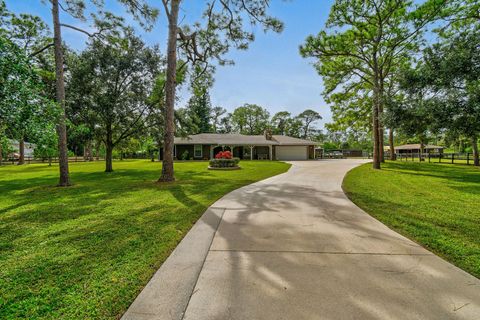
[343,161,480,278]
[0,160,290,320]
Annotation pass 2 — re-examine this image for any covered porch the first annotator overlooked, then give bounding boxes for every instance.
[210,145,273,160]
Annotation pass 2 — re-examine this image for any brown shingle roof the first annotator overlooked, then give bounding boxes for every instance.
[174,133,318,146]
[272,135,317,146]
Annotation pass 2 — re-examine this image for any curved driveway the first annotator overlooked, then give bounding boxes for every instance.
[124,159,480,320]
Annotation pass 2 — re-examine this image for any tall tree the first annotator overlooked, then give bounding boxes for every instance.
[68,29,162,172]
[300,0,445,169]
[46,0,157,185]
[231,104,270,135]
[421,32,480,165]
[211,106,226,133]
[184,67,214,134]
[0,2,55,164]
[0,35,57,165]
[158,0,283,182]
[296,109,322,139]
[271,111,291,135]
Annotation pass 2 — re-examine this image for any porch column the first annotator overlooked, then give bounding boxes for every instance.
[250,146,254,160]
[210,146,214,159]
[269,145,273,160]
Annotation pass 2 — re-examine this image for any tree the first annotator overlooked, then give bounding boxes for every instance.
[384,90,434,161]
[146,63,187,158]
[45,0,157,185]
[231,104,270,135]
[300,0,446,169]
[68,29,162,172]
[218,114,233,133]
[420,32,480,165]
[0,1,57,165]
[0,34,57,165]
[184,68,214,134]
[296,109,322,139]
[211,106,226,133]
[158,0,283,182]
[271,111,291,135]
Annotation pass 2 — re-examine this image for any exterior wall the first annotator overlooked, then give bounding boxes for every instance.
[308,146,315,159]
[202,145,211,160]
[175,144,211,160]
[173,143,314,160]
[255,146,270,160]
[176,145,194,160]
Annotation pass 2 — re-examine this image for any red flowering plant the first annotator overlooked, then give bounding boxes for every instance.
[215,151,233,159]
[210,150,239,168]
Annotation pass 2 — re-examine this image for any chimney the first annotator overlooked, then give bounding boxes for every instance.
[264,129,273,140]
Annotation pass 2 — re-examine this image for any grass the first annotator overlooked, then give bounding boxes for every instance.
[0,160,291,319]
[343,161,480,278]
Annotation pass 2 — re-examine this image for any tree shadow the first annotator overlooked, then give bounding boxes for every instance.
[181,161,480,320]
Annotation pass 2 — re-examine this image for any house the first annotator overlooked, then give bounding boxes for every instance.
[172,133,318,161]
[385,144,445,155]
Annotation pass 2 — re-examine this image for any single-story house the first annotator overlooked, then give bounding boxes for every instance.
[172,133,318,161]
[385,144,445,154]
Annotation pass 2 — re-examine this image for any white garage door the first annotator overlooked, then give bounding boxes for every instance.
[276,146,308,160]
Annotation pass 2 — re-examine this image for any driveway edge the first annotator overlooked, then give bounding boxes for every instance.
[121,207,226,320]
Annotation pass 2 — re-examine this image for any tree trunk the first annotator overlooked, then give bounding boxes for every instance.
[105,128,113,172]
[419,140,425,162]
[88,141,94,161]
[96,140,101,161]
[52,0,70,186]
[18,139,25,165]
[472,136,479,166]
[379,126,385,162]
[389,129,395,160]
[105,145,113,172]
[372,68,381,169]
[372,103,381,169]
[378,77,385,163]
[159,0,180,182]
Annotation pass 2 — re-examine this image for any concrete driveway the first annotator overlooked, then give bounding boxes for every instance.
[123,159,480,320]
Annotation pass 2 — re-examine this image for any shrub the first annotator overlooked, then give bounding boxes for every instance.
[181,150,189,160]
[209,157,240,168]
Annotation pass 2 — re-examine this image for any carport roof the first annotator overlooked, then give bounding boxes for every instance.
[174,133,317,146]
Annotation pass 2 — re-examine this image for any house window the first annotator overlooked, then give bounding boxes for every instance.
[194,145,202,158]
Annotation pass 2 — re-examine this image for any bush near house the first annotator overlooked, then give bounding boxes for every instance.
[210,151,240,168]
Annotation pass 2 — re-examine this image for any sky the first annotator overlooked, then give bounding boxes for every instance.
[5,0,335,129]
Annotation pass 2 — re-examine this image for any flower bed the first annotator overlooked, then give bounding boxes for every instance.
[208,151,241,170]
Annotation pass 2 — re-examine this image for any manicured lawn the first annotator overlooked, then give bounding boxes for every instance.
[343,161,480,278]
[0,160,290,319]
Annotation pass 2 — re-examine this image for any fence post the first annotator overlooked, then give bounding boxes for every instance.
[428,153,431,163]
[451,153,454,164]
[439,153,442,163]
[467,153,470,165]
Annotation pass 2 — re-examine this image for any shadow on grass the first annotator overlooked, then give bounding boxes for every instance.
[0,160,290,319]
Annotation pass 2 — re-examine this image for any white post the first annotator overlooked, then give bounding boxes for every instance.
[269,145,273,160]
[250,146,254,160]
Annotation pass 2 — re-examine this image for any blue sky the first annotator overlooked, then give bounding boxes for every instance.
[6,0,334,128]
